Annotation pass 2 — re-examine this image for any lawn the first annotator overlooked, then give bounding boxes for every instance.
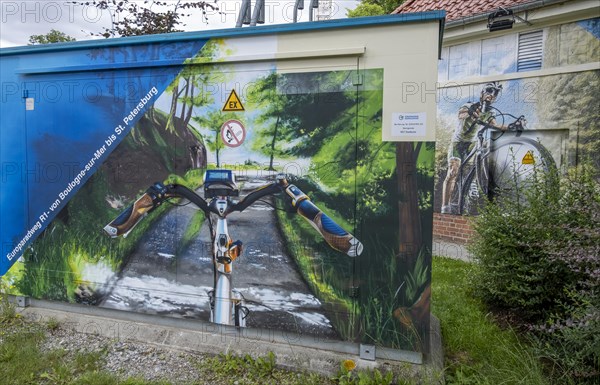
[431,256,550,385]
[1,257,554,385]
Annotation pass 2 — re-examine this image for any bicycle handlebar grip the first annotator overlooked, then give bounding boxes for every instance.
[103,194,154,238]
[285,185,363,257]
[103,183,167,238]
[508,115,525,132]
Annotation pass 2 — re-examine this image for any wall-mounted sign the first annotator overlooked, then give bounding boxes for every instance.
[391,112,426,137]
[26,98,34,110]
[522,150,535,165]
[220,119,246,147]
[222,89,245,111]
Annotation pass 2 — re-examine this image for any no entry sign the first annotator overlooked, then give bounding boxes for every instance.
[220,119,246,147]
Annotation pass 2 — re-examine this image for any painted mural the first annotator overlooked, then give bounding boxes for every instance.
[434,17,600,215]
[1,34,434,353]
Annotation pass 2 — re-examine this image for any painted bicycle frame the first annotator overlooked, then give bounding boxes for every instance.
[103,173,363,327]
[450,109,555,215]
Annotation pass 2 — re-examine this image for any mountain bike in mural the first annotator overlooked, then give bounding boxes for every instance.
[449,109,556,215]
[103,171,362,327]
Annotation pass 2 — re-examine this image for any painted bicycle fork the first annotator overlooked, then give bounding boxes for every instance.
[210,205,247,327]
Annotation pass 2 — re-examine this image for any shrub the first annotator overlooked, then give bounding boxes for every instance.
[469,166,599,383]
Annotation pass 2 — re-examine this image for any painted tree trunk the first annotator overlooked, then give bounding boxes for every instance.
[395,142,422,267]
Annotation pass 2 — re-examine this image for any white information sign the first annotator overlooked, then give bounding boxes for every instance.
[391,112,427,137]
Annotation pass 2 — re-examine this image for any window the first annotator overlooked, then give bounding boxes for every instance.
[517,30,543,71]
[481,35,517,75]
[448,43,478,80]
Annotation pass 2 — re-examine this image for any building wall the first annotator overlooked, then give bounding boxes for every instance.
[0,16,443,355]
[433,16,599,242]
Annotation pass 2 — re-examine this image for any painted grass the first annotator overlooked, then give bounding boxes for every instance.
[431,256,550,385]
[177,210,206,255]
[275,198,423,350]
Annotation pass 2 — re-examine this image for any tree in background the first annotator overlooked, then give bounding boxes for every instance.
[165,40,226,134]
[347,0,402,17]
[74,0,219,38]
[28,29,75,45]
[247,74,285,170]
[193,111,237,167]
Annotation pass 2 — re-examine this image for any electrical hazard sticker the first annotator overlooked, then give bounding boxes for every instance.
[522,150,535,165]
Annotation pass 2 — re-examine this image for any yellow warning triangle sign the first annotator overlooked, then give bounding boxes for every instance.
[222,89,245,111]
[522,150,535,165]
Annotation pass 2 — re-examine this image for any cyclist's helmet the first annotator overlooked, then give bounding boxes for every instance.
[481,82,502,100]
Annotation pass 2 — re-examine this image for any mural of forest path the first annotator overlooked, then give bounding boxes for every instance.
[99,171,339,340]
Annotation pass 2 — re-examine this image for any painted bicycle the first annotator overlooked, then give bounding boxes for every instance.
[103,171,363,327]
[449,109,556,215]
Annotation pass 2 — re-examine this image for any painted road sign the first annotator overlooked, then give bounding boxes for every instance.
[220,120,246,147]
[222,89,245,111]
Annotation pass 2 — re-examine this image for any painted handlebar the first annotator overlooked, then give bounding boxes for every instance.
[284,184,363,257]
[103,193,154,238]
[103,183,168,238]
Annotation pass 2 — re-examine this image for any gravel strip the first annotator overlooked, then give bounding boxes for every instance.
[41,323,205,384]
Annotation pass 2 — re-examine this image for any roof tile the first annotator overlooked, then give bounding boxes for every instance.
[393,0,536,21]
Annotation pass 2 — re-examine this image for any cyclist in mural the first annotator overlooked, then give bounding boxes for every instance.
[441,81,508,214]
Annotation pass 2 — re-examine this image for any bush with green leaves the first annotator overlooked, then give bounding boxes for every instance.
[469,166,599,383]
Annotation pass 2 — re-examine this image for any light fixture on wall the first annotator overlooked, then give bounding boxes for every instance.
[487,8,515,32]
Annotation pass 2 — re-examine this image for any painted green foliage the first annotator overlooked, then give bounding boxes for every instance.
[6,43,225,303]
[4,42,434,353]
[248,69,434,350]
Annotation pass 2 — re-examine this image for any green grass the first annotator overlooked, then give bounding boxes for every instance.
[0,314,123,385]
[432,256,550,385]
[3,258,555,384]
[9,166,206,303]
[0,302,395,385]
[275,202,358,341]
[274,193,428,351]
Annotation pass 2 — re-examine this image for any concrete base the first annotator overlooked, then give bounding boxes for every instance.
[433,237,472,261]
[16,298,444,383]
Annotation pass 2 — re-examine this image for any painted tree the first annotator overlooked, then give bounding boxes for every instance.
[193,111,237,167]
[272,71,355,158]
[282,68,432,348]
[537,21,600,174]
[395,142,422,267]
[164,40,227,134]
[246,74,291,170]
[343,0,426,267]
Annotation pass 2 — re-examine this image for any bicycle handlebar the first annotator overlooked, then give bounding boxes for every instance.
[283,184,363,257]
[507,115,525,132]
[475,113,526,138]
[103,176,363,257]
[103,183,168,238]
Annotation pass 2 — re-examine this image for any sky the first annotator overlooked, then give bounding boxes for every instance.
[0,0,360,48]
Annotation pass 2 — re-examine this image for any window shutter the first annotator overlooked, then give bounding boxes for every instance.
[517,30,543,71]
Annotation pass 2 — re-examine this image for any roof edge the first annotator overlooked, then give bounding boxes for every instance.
[1,12,445,56]
[444,0,571,28]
